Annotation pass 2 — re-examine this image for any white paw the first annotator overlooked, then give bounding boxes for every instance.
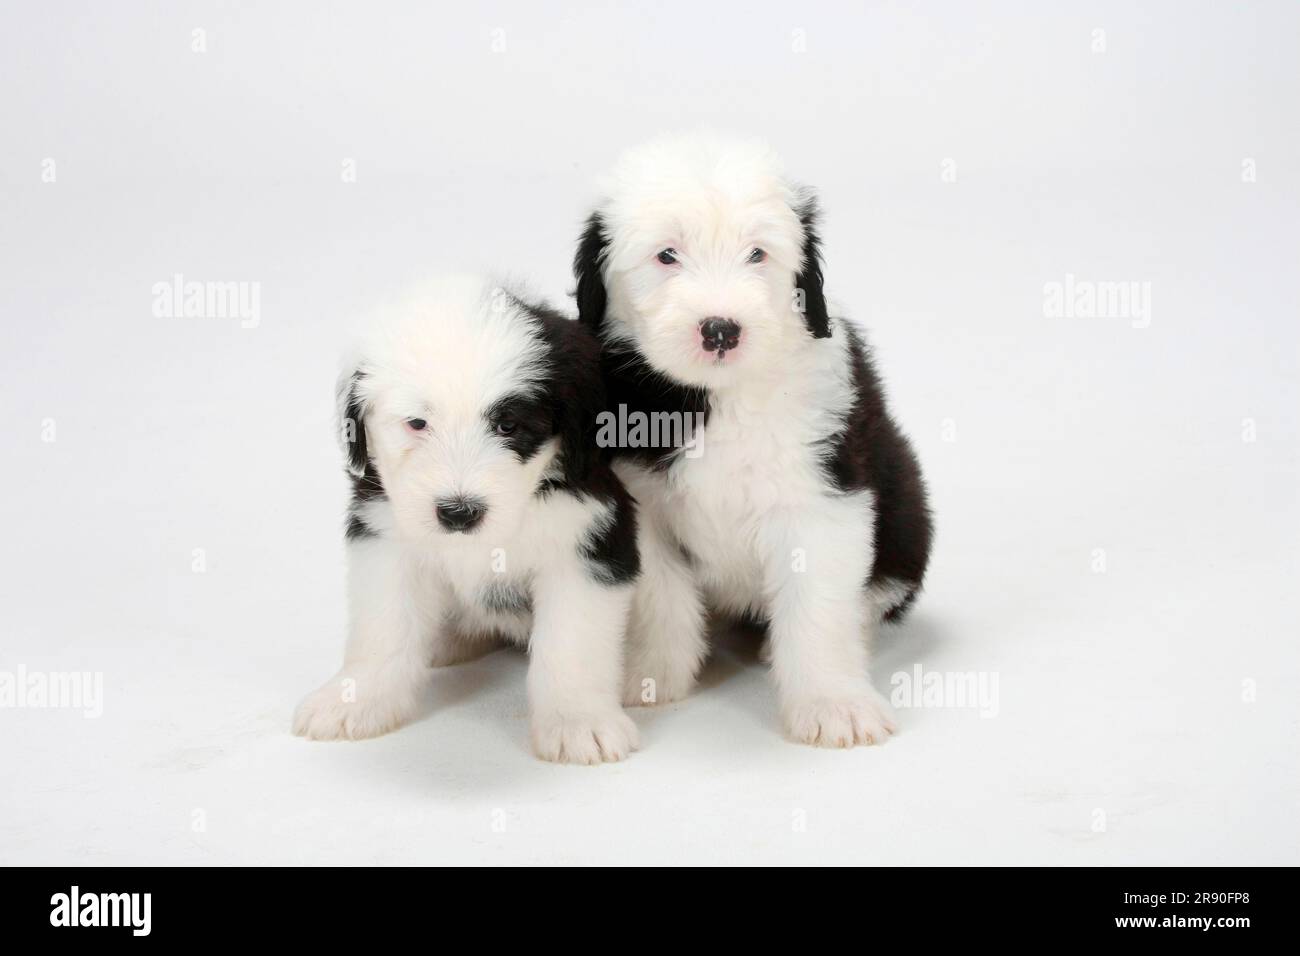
[531,708,639,764]
[292,672,420,741]
[783,687,897,748]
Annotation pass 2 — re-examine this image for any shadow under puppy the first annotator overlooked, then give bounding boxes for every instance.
[293,276,641,763]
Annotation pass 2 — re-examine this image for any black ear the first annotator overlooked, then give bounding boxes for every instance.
[795,196,832,339]
[573,213,609,333]
[338,369,370,478]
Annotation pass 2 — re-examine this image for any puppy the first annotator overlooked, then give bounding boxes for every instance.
[574,133,933,747]
[293,276,640,764]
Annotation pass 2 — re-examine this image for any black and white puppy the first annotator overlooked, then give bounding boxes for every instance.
[293,276,640,764]
[574,133,933,748]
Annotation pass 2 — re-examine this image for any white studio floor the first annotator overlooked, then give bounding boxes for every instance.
[2,2,1297,865]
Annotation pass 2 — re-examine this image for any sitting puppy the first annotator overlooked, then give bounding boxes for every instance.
[574,133,933,748]
[293,276,640,764]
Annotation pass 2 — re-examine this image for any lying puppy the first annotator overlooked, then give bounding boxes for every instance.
[574,133,933,747]
[293,277,640,763]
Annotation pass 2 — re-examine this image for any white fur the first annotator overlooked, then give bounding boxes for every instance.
[596,133,897,746]
[598,133,808,391]
[293,277,637,763]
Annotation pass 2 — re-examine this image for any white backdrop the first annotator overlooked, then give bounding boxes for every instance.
[1,1,1296,865]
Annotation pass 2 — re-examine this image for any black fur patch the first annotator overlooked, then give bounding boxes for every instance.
[817,325,933,613]
[344,467,385,540]
[572,215,712,469]
[794,195,832,340]
[510,291,641,587]
[537,464,640,586]
[341,372,370,477]
[339,369,384,539]
[486,390,554,464]
[511,293,608,486]
[533,476,639,587]
[573,213,610,335]
[574,466,641,585]
[598,344,711,470]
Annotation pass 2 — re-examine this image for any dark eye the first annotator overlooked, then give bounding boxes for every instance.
[495,419,517,436]
[748,248,766,263]
[657,248,678,265]
[406,418,427,432]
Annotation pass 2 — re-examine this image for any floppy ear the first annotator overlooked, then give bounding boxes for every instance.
[337,369,370,478]
[573,213,609,333]
[794,196,832,339]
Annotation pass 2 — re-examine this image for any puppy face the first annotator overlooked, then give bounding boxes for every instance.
[577,133,830,389]
[341,279,583,544]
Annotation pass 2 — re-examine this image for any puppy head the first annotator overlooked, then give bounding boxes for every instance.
[340,277,601,543]
[575,131,830,390]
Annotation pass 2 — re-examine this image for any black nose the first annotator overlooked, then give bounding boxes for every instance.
[435,497,486,533]
[700,317,742,353]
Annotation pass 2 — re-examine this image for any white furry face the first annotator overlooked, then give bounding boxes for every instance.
[597,134,811,388]
[346,279,560,544]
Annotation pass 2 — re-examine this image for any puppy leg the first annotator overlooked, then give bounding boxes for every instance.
[761,497,897,748]
[427,629,504,667]
[293,536,438,740]
[622,513,708,706]
[527,572,638,764]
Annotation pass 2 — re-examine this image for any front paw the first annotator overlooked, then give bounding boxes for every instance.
[531,708,639,764]
[783,687,897,748]
[292,673,420,741]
